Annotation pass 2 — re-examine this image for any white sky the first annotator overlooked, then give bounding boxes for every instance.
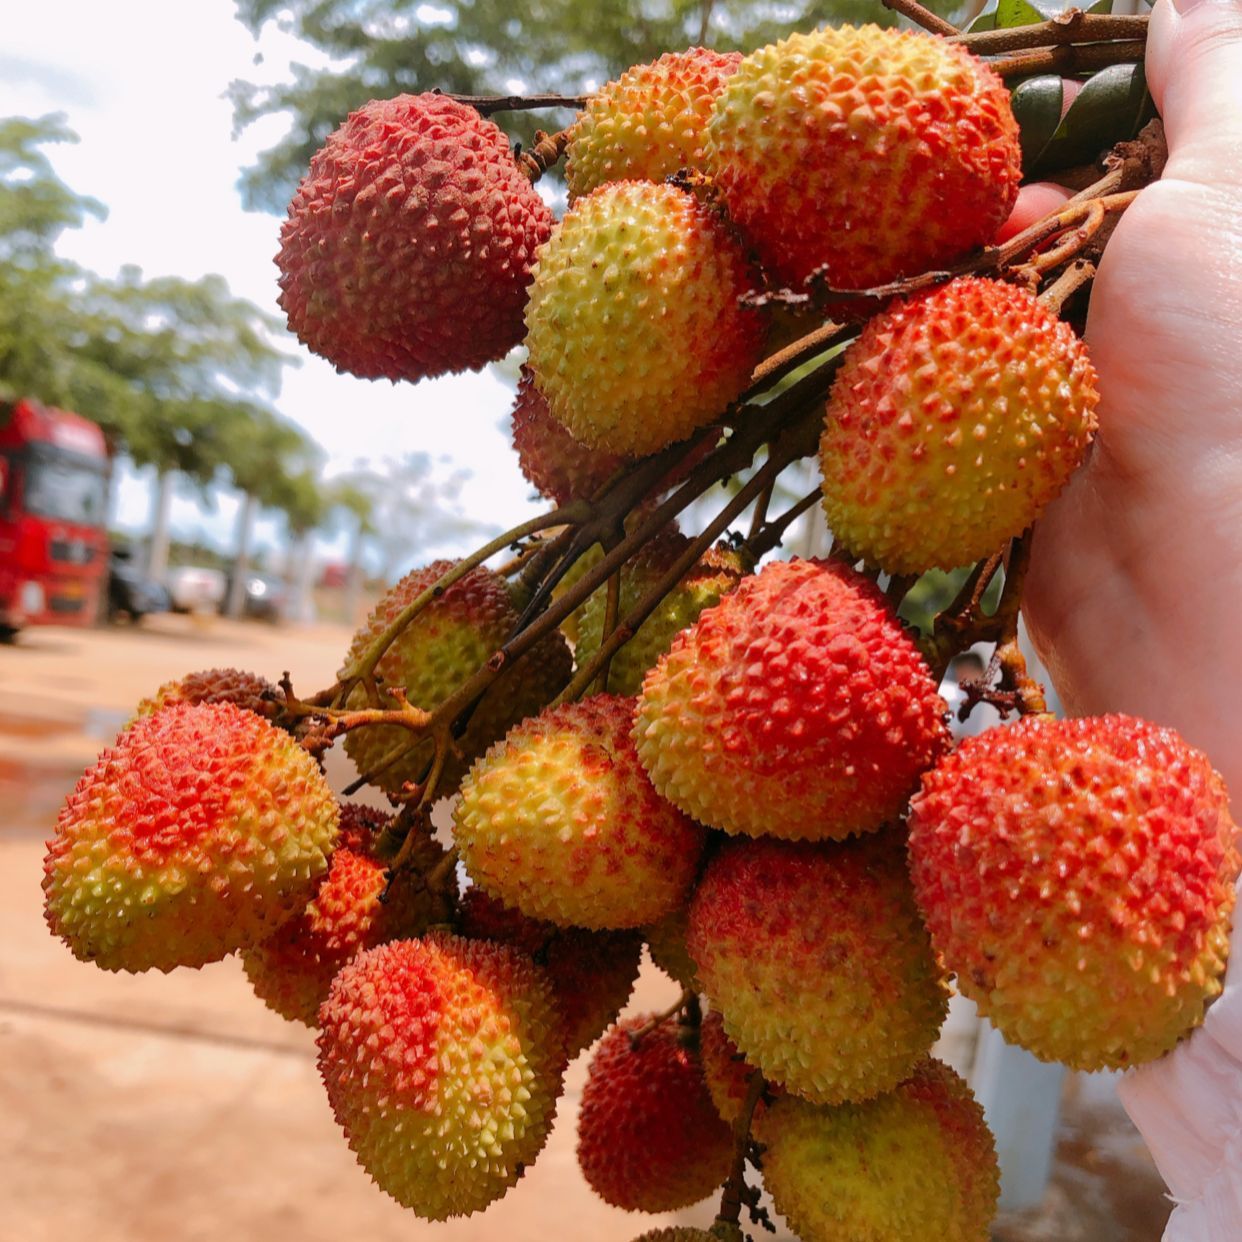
[0,0,545,570]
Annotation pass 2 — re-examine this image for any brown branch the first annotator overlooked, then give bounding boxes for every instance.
[744,486,822,561]
[741,319,851,399]
[628,990,695,1047]
[715,1069,767,1230]
[953,10,1148,55]
[592,568,623,695]
[990,39,1146,79]
[517,127,573,182]
[1038,258,1097,312]
[880,0,959,36]
[436,89,588,115]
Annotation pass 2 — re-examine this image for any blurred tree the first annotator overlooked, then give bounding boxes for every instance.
[229,0,956,212]
[0,114,305,580]
[326,475,377,624]
[271,466,330,621]
[223,409,322,617]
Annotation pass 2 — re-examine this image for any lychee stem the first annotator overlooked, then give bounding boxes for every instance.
[714,1068,768,1231]
[952,11,1148,56]
[990,39,1146,80]
[880,0,959,38]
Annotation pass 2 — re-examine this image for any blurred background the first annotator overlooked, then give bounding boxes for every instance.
[0,1,1166,1239]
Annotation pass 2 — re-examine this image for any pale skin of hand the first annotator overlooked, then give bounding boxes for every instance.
[1022,0,1242,799]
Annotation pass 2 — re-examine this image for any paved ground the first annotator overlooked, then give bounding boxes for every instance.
[0,615,1172,1241]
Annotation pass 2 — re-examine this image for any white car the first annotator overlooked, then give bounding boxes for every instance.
[166,565,226,614]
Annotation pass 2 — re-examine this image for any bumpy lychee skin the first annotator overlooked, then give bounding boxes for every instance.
[821,277,1099,573]
[242,805,451,1026]
[136,667,278,719]
[635,558,947,840]
[510,367,629,505]
[277,94,553,383]
[908,715,1241,1071]
[759,1058,999,1242]
[577,1015,733,1212]
[645,905,701,993]
[687,835,948,1105]
[454,694,705,930]
[524,181,764,457]
[707,26,1020,291]
[318,933,564,1219]
[629,1232,718,1242]
[458,887,642,1058]
[566,48,743,200]
[342,560,570,796]
[43,703,339,973]
[699,1009,774,1127]
[576,540,746,697]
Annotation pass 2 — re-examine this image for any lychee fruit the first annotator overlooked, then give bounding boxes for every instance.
[575,539,746,696]
[908,714,1241,1070]
[511,367,629,505]
[645,905,701,993]
[524,180,764,457]
[577,1015,733,1211]
[454,694,706,930]
[457,886,642,1058]
[318,932,564,1218]
[758,1058,999,1242]
[821,276,1099,573]
[635,558,948,840]
[706,25,1021,291]
[699,1009,774,1127]
[566,48,743,200]
[341,560,570,797]
[687,834,948,1105]
[629,1232,721,1242]
[277,93,553,382]
[242,804,451,1026]
[43,702,338,973]
[135,667,277,719]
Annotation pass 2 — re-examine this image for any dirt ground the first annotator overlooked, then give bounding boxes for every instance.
[0,615,1172,1242]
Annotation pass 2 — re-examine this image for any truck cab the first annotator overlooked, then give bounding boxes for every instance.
[0,398,110,637]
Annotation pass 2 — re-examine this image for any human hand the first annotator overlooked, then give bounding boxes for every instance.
[1021,4,1242,1236]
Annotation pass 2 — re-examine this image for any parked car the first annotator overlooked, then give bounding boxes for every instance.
[220,570,286,622]
[167,565,227,614]
[106,546,171,623]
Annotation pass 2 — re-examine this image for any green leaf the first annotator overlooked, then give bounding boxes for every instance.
[999,0,1062,24]
[1011,75,1065,170]
[1031,61,1154,175]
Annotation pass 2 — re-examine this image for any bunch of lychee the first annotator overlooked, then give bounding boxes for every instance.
[42,15,1235,1242]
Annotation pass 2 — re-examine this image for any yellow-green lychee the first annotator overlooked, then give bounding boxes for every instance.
[524,180,764,457]
[821,276,1099,573]
[758,1058,999,1241]
[707,25,1020,292]
[43,702,338,973]
[575,539,745,696]
[687,834,948,1105]
[454,694,706,930]
[908,714,1241,1070]
[317,933,564,1218]
[341,560,570,796]
[566,48,743,200]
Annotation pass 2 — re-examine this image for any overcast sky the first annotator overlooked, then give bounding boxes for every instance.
[0,0,546,569]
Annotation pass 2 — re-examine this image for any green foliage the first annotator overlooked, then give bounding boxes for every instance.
[0,112,325,528]
[228,0,960,212]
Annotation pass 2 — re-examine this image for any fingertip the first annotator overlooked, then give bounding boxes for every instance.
[995,183,1074,243]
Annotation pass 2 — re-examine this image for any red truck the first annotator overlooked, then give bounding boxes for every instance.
[0,398,110,638]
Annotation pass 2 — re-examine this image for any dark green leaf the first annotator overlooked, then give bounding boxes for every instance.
[1011,75,1065,169]
[1031,61,1154,175]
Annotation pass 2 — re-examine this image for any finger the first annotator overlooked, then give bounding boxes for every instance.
[1145,0,1242,187]
[994,182,1073,243]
